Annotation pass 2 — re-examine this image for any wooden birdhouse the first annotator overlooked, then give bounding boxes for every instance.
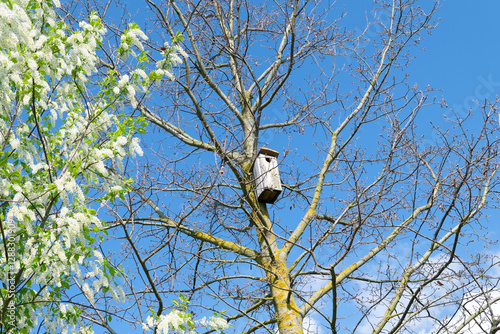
[252,148,282,204]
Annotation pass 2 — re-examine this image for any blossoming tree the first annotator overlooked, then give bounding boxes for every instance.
[0,0,186,332]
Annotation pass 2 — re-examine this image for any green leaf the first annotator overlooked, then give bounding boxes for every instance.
[2,0,13,10]
[0,155,8,168]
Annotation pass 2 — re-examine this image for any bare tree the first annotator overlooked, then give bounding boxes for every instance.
[65,0,500,333]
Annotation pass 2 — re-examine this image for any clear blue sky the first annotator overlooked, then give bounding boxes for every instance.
[410,1,500,112]
[339,1,500,111]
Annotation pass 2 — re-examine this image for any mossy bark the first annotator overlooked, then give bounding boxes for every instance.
[269,252,303,334]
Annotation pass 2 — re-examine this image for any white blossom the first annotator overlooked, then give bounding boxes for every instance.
[110,185,123,192]
[200,316,230,331]
[129,137,143,157]
[117,74,129,87]
[95,160,108,176]
[82,283,94,304]
[9,137,20,150]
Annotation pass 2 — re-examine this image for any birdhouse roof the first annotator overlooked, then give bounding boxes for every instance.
[258,147,279,157]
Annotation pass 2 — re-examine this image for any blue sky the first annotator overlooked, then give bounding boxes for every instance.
[411,1,500,112]
[340,1,500,108]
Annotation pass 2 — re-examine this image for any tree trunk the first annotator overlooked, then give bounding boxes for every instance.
[270,251,303,334]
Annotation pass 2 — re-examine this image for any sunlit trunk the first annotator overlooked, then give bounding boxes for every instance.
[270,253,304,334]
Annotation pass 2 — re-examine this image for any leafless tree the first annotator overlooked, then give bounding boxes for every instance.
[64,0,500,333]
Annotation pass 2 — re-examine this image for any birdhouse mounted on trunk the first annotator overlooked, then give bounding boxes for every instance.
[252,148,282,204]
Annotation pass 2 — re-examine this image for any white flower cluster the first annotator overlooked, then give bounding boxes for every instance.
[143,310,229,334]
[151,41,185,83]
[120,27,148,52]
[114,27,186,110]
[199,316,230,332]
[0,2,32,51]
[144,310,192,334]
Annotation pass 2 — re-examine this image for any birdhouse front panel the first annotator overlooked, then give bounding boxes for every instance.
[253,148,282,204]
